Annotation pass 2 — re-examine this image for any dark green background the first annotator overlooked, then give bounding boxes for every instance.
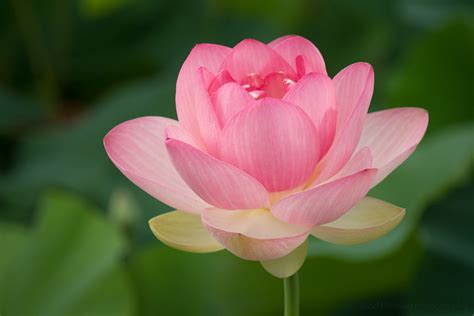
[0,0,473,315]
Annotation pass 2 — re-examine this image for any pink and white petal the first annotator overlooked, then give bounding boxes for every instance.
[202,208,309,260]
[176,44,231,152]
[208,70,235,95]
[356,108,429,186]
[104,117,211,214]
[311,107,367,184]
[211,82,256,127]
[268,35,326,75]
[271,169,377,228]
[165,138,269,210]
[313,63,374,183]
[333,62,374,126]
[219,99,319,192]
[220,39,296,82]
[283,73,337,155]
[164,125,206,151]
[311,197,406,245]
[326,147,372,182]
[371,145,416,187]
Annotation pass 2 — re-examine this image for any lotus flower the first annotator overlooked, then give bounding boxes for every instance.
[104,35,428,277]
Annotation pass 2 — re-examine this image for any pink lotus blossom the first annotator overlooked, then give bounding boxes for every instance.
[104,36,428,271]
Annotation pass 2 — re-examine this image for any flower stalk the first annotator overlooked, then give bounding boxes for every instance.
[284,272,300,316]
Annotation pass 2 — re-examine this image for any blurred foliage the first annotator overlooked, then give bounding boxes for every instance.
[405,178,474,316]
[0,0,473,315]
[0,191,134,316]
[388,18,474,131]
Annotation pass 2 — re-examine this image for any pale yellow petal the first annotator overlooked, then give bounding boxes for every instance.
[260,240,307,278]
[311,197,405,245]
[149,210,224,253]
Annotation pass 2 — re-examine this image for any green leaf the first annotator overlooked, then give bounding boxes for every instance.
[81,0,131,18]
[309,122,474,260]
[388,19,474,131]
[0,88,46,134]
[0,78,175,222]
[0,223,28,281]
[0,191,135,316]
[128,232,421,316]
[407,179,474,315]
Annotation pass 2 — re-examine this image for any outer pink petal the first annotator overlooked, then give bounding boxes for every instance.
[313,62,374,183]
[103,117,211,214]
[283,73,337,156]
[220,39,296,82]
[211,82,256,128]
[268,35,326,75]
[327,147,373,181]
[176,44,231,153]
[218,98,319,192]
[271,169,377,228]
[202,208,309,260]
[356,107,429,186]
[333,62,374,127]
[165,138,269,210]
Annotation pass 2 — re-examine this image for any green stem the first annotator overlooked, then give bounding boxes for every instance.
[284,272,300,316]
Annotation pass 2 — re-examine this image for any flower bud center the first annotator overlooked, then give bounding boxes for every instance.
[241,72,295,100]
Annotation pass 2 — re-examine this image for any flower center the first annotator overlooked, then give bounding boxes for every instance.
[241,72,295,100]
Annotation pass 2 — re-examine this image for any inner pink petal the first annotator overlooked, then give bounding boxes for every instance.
[295,55,306,78]
[208,70,235,95]
[261,72,296,99]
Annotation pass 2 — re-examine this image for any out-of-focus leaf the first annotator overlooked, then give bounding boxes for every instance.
[81,0,131,17]
[108,187,141,234]
[0,223,28,280]
[0,191,134,316]
[407,179,474,315]
[0,78,175,223]
[128,232,421,316]
[0,88,46,134]
[216,0,308,28]
[388,19,474,131]
[398,0,474,28]
[309,122,474,260]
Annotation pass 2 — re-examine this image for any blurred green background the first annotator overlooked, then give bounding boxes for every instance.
[0,0,473,315]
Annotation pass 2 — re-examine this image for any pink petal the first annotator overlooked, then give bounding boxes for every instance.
[260,72,294,99]
[208,70,235,95]
[271,169,377,227]
[333,62,374,127]
[218,98,319,192]
[283,73,337,156]
[176,44,231,153]
[202,208,309,260]
[356,107,429,186]
[165,138,269,210]
[313,62,374,183]
[103,117,211,214]
[220,39,296,82]
[268,35,326,76]
[211,82,256,128]
[200,67,215,88]
[327,147,373,181]
[164,125,206,151]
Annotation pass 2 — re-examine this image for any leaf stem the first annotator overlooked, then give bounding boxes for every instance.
[284,272,300,316]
